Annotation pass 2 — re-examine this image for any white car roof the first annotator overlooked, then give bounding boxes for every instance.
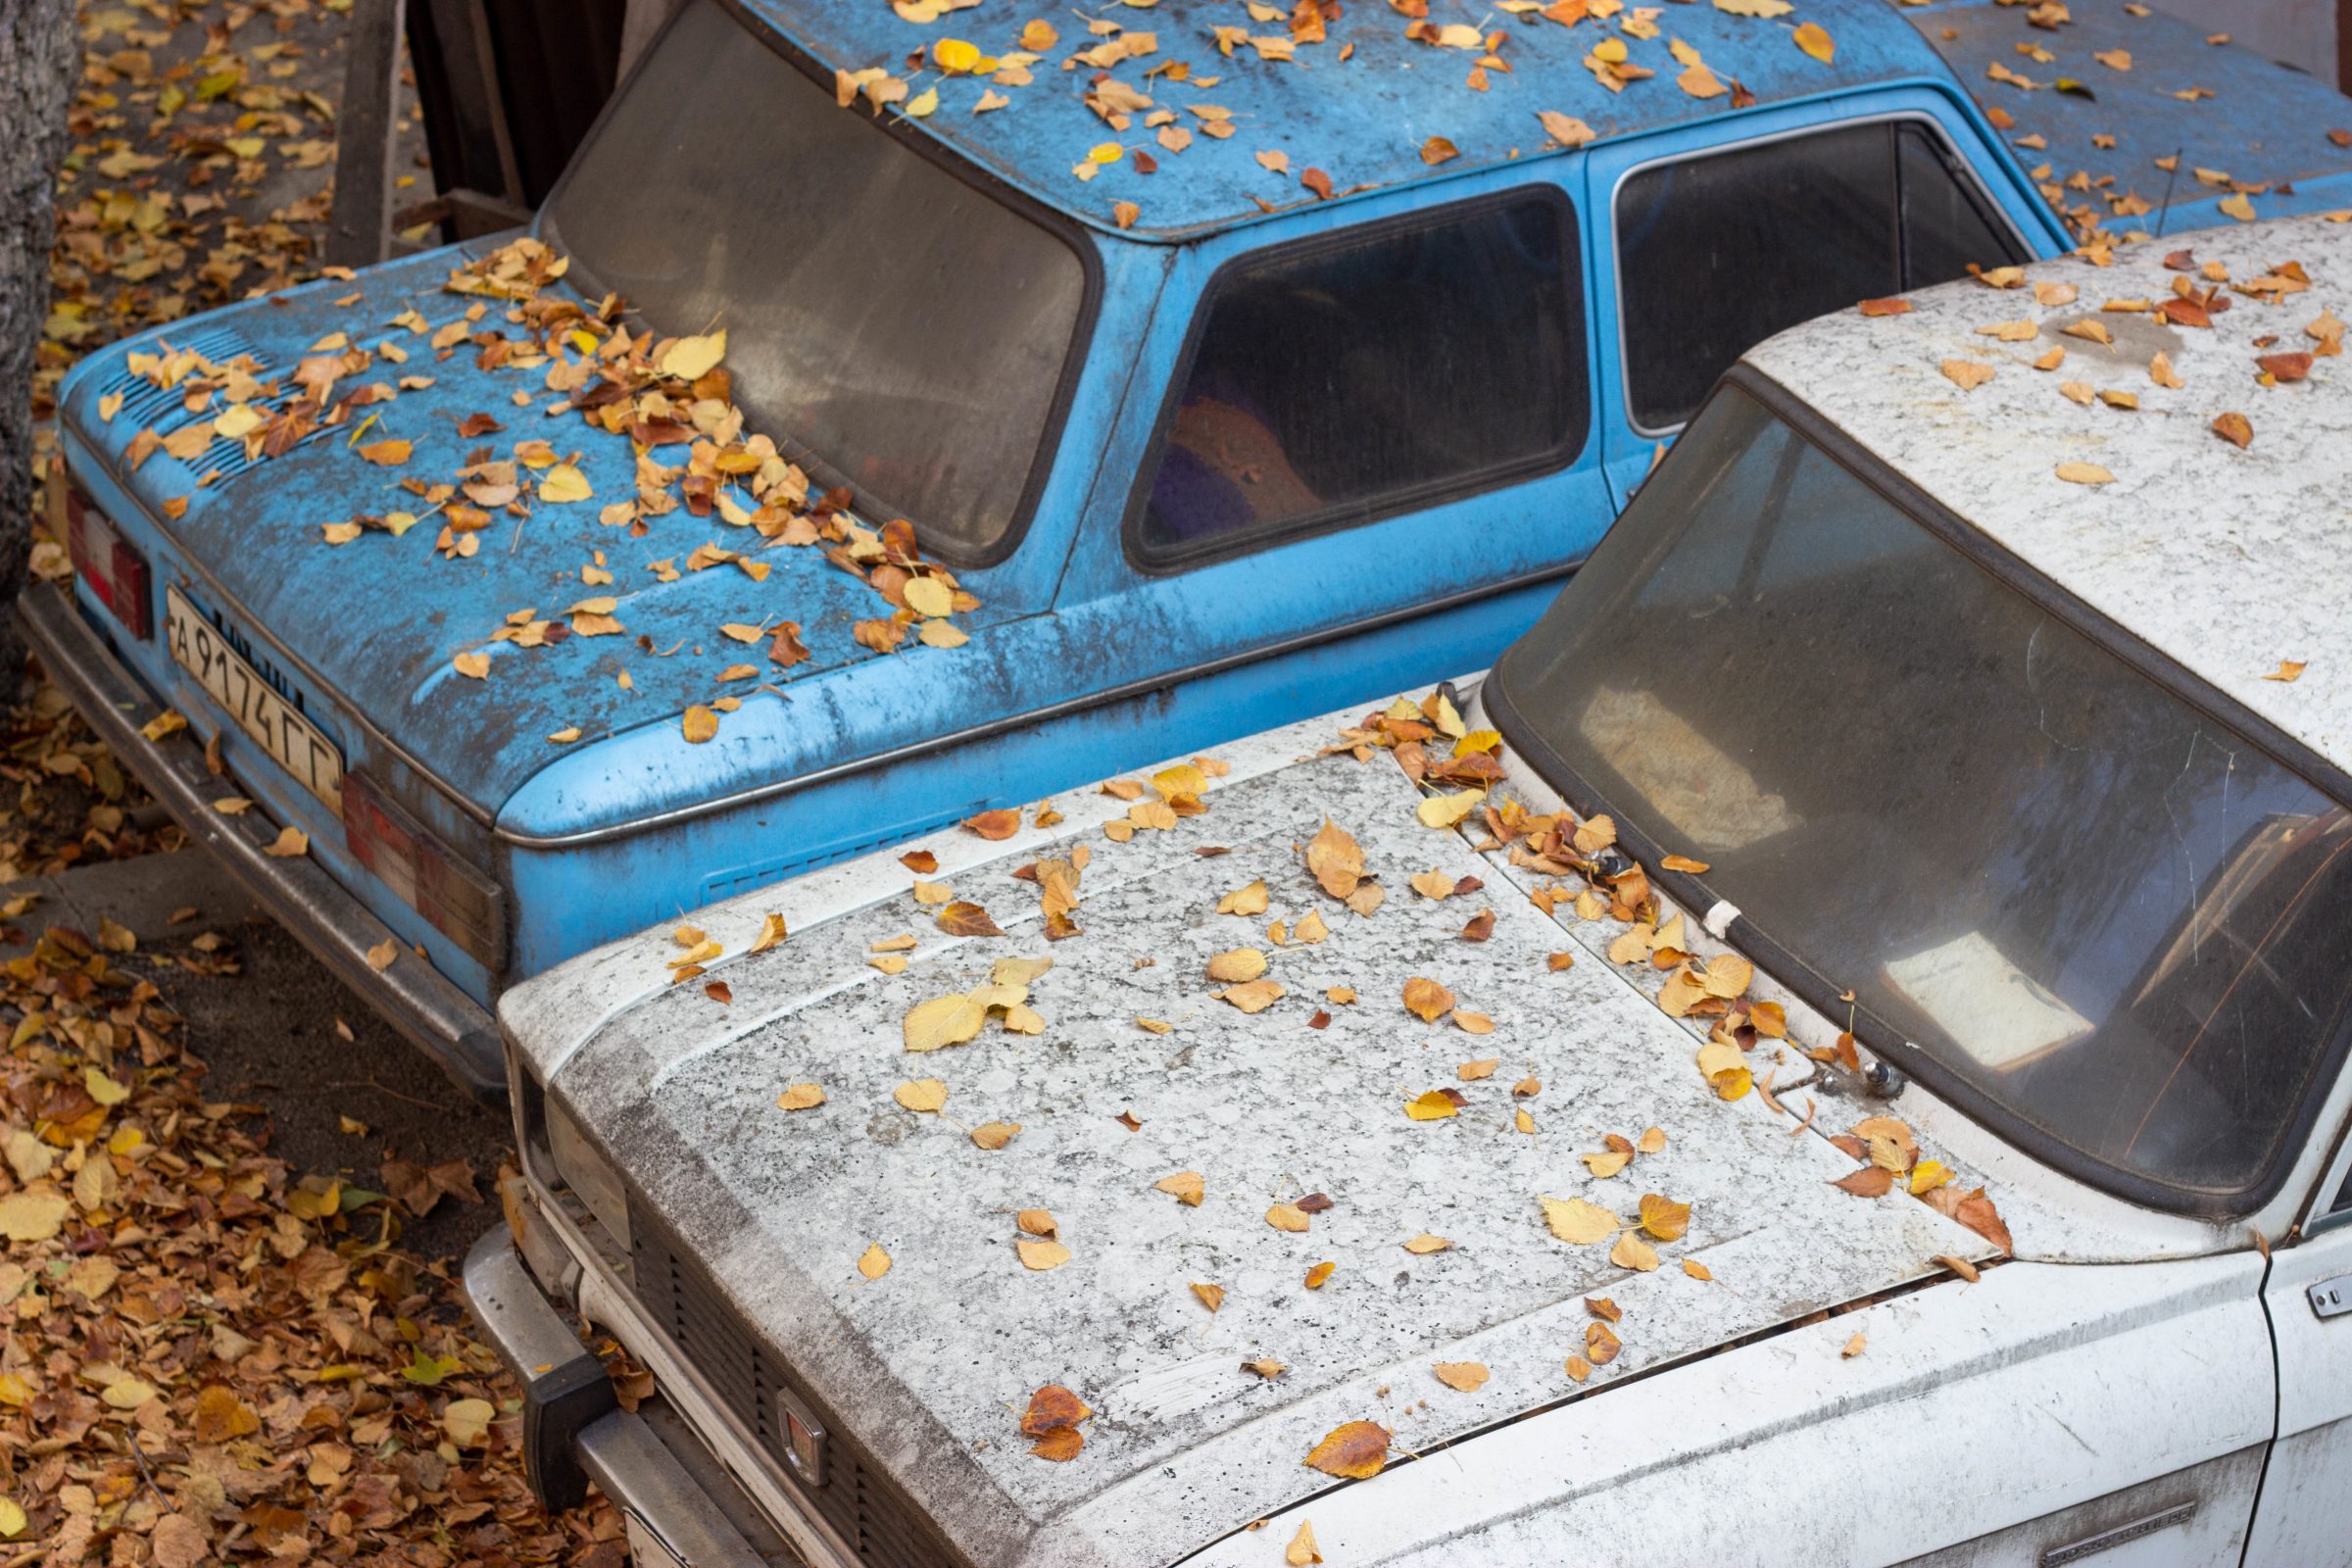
[1742,211,2352,783]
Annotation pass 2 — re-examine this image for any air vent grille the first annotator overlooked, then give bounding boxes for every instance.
[629,1207,966,1568]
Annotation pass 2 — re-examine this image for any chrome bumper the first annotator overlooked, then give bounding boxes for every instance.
[16,579,505,1100]
[463,1225,792,1568]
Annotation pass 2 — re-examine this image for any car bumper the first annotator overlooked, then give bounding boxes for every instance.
[463,1223,795,1568]
[16,578,506,1100]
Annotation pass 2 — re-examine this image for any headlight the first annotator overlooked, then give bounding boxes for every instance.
[545,1096,632,1255]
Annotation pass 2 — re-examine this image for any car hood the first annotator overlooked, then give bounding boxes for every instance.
[56,244,1026,816]
[525,704,1994,1567]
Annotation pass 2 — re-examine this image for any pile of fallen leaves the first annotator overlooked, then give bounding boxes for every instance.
[3,10,622,1557]
[0,919,617,1562]
[0,660,178,883]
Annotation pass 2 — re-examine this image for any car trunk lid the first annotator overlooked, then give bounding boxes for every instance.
[57,246,1025,819]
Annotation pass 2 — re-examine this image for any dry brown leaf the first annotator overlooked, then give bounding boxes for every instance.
[1155,1170,1204,1206]
[936,900,1004,938]
[1831,1167,1895,1198]
[1303,1420,1391,1479]
[1541,1196,1620,1245]
[1402,976,1455,1021]
[894,1079,948,1113]
[1638,1194,1690,1242]
[1216,978,1285,1013]
[1206,947,1269,983]
[1218,879,1270,915]
[1432,1360,1490,1392]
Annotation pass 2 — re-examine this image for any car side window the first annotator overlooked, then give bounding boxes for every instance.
[1132,191,1588,564]
[1897,122,2017,290]
[1618,121,2027,433]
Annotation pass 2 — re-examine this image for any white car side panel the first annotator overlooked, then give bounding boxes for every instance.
[2245,1220,2352,1566]
[1182,1253,2270,1568]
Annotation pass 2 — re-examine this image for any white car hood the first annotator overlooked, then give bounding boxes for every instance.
[528,708,1993,1567]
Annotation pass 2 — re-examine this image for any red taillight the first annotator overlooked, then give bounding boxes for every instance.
[342,771,508,972]
[53,466,152,639]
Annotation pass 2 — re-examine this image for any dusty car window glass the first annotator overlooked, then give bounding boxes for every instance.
[1618,122,2023,432]
[1495,388,2352,1202]
[539,0,1087,560]
[1896,122,2015,289]
[1136,195,1585,559]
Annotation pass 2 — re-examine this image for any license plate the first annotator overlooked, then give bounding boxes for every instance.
[165,585,345,815]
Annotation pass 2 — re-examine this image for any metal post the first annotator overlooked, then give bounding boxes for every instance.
[324,0,407,268]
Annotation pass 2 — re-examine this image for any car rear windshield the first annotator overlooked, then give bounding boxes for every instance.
[539,0,1088,560]
[1493,385,2352,1205]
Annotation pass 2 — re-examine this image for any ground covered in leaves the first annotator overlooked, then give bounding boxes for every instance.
[4,3,612,1560]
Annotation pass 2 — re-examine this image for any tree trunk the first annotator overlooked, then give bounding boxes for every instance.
[0,0,77,609]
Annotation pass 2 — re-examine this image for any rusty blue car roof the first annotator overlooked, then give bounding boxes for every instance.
[1905,0,2352,235]
[731,0,1969,239]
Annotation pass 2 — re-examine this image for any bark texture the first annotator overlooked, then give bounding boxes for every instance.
[0,0,77,606]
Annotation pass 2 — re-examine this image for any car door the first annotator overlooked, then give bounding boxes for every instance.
[1043,167,1616,767]
[1583,91,2050,508]
[2246,1137,2352,1565]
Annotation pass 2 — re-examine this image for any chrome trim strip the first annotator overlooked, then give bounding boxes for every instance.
[62,425,500,828]
[2039,1501,2195,1565]
[1603,108,2034,442]
[576,1410,774,1568]
[16,579,507,1098]
[495,562,1577,848]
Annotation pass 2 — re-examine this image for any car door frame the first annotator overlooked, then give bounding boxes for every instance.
[1050,156,1618,687]
[1580,84,2070,509]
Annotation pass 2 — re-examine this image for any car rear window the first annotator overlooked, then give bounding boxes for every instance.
[541,0,1089,563]
[1617,120,2027,432]
[1133,192,1588,563]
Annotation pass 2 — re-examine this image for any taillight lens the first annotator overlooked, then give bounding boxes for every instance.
[53,466,152,639]
[342,771,508,972]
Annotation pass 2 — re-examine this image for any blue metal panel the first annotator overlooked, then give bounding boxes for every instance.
[1908,0,2352,231]
[504,580,1558,969]
[53,236,1167,824]
[735,0,1977,241]
[57,433,500,1002]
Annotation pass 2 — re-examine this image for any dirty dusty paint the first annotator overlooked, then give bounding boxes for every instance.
[1910,0,2352,227]
[1183,1250,2271,1565]
[741,0,1974,240]
[1746,209,2352,776]
[539,708,1985,1566]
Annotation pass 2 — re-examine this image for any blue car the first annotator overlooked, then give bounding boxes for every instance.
[27,0,2347,1096]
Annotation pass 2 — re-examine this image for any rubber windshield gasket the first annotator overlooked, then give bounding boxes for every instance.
[1485,367,2352,1219]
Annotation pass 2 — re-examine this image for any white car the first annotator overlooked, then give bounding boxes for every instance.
[466,213,2352,1568]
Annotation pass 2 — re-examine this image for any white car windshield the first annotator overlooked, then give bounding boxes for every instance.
[1493,384,2352,1207]
[539,0,1088,560]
